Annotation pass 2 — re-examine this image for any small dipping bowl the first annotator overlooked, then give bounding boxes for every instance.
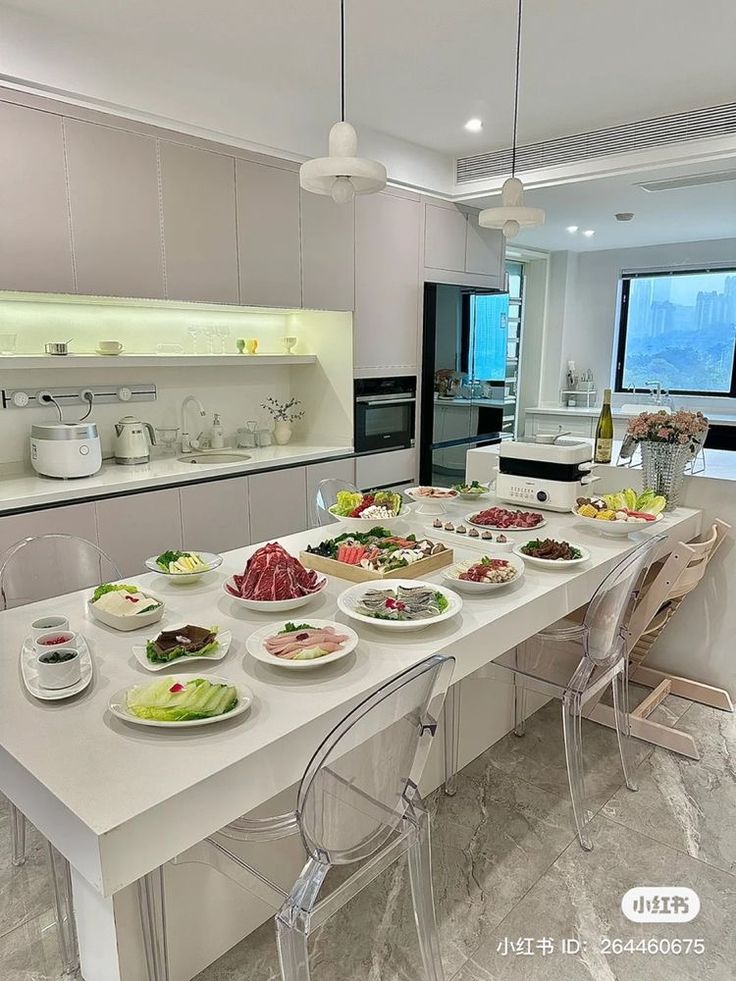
[30,616,70,641]
[36,648,81,690]
[34,630,77,655]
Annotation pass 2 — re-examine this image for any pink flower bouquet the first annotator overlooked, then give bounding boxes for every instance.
[626,410,708,452]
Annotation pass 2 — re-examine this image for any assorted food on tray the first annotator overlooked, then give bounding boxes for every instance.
[448,557,519,585]
[467,506,545,530]
[353,585,450,622]
[407,486,458,499]
[226,543,326,601]
[519,539,583,561]
[431,517,511,544]
[145,625,220,664]
[125,677,239,722]
[305,526,448,574]
[90,583,161,617]
[574,488,666,523]
[453,480,490,498]
[264,622,350,661]
[330,490,404,520]
[154,550,211,574]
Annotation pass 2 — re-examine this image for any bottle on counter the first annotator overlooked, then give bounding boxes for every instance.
[211,413,225,449]
[594,388,614,464]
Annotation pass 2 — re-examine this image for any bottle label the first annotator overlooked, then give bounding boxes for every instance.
[595,438,613,463]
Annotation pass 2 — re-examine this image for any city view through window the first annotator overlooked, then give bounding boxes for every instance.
[619,269,736,393]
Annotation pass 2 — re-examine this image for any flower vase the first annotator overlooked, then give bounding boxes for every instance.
[273,420,293,445]
[640,441,691,509]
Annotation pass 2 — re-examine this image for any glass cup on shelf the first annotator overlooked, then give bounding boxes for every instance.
[215,326,229,355]
[188,326,211,355]
[0,333,18,355]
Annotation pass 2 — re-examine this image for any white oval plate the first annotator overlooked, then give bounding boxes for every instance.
[442,554,525,593]
[405,486,459,501]
[109,674,252,728]
[132,629,232,672]
[144,551,223,583]
[246,619,359,670]
[224,576,327,612]
[572,509,663,537]
[327,505,413,531]
[513,541,590,568]
[337,578,462,632]
[21,635,93,701]
[465,511,547,532]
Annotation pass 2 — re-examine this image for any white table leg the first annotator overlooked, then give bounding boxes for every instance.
[71,867,125,981]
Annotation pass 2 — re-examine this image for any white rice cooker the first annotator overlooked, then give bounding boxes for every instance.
[30,423,102,479]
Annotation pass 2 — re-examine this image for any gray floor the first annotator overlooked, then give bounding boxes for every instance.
[2,685,734,980]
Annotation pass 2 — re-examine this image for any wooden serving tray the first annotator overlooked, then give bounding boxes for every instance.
[300,546,454,583]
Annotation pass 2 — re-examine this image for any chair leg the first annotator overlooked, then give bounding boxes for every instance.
[562,694,593,851]
[46,844,80,977]
[407,809,446,981]
[443,683,460,796]
[275,909,312,981]
[137,867,169,981]
[513,674,527,737]
[10,804,26,866]
[612,669,638,793]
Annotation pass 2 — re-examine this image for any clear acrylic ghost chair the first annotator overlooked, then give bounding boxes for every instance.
[310,478,361,527]
[139,654,455,981]
[0,533,121,976]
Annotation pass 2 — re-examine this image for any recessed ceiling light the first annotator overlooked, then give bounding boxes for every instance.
[615,212,635,222]
[582,229,595,237]
[566,225,579,233]
[465,118,483,132]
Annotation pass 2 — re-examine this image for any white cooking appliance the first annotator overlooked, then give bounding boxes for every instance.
[113,415,157,465]
[496,439,597,512]
[30,423,102,479]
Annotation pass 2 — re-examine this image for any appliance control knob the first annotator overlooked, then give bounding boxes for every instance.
[79,445,90,456]
[536,490,548,502]
[118,387,132,402]
[11,391,30,407]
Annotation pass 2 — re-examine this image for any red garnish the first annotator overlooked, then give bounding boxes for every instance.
[385,597,407,611]
[169,682,185,693]
[40,635,70,645]
[124,594,140,603]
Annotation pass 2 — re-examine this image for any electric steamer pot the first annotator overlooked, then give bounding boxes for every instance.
[30,423,102,479]
[495,439,597,512]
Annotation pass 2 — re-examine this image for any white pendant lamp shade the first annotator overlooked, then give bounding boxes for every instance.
[478,176,545,239]
[299,121,387,204]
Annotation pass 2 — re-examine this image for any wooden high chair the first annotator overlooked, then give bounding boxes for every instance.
[584,520,731,760]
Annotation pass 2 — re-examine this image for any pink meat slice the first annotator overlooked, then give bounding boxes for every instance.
[227,543,325,600]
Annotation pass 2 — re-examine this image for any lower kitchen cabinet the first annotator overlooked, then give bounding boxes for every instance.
[305,458,356,523]
[355,448,417,491]
[248,468,308,540]
[179,477,250,554]
[96,488,183,577]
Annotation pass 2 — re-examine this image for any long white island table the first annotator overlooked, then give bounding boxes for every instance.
[0,501,702,981]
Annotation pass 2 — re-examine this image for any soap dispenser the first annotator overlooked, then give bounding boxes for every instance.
[211,413,225,449]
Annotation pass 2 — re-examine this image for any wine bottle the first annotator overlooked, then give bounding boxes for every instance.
[594,388,614,464]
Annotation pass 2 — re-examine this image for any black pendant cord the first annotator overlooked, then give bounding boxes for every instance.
[510,0,522,176]
[340,0,346,122]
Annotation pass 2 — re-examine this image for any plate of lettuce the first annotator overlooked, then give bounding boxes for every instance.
[132,625,231,672]
[109,675,252,727]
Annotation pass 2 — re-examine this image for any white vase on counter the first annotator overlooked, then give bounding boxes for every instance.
[273,421,293,445]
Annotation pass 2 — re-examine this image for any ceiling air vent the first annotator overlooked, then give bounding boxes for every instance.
[456,102,736,184]
[638,170,736,191]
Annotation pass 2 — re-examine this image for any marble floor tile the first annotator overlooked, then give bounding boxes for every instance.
[0,805,55,939]
[603,702,736,875]
[450,815,736,981]
[0,909,64,981]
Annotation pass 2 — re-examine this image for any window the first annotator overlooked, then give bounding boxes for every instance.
[468,293,509,380]
[616,268,736,396]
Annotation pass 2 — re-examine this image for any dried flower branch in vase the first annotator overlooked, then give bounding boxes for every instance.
[261,398,304,445]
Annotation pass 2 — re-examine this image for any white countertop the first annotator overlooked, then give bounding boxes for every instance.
[0,499,701,898]
[527,405,736,425]
[0,443,353,514]
[434,396,509,408]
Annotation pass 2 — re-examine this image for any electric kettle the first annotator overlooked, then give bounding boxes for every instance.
[113,416,157,465]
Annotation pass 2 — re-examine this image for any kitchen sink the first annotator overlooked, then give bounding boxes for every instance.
[177,453,252,465]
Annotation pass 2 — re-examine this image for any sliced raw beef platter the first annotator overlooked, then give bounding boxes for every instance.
[226,543,326,601]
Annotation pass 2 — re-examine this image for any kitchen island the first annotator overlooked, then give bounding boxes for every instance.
[0,500,701,980]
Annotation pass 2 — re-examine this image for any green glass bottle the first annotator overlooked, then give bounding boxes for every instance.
[594,388,614,464]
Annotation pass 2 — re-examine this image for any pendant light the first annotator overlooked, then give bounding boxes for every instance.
[479,0,544,238]
[300,0,386,204]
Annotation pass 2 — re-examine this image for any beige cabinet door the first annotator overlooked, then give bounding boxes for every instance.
[236,160,301,307]
[355,193,420,370]
[300,191,354,311]
[0,103,74,293]
[65,120,164,298]
[424,203,467,272]
[248,468,307,541]
[305,457,356,525]
[95,489,182,577]
[179,477,250,554]
[465,216,504,282]
[160,143,239,303]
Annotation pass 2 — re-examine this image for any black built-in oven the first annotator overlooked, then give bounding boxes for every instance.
[354,376,417,453]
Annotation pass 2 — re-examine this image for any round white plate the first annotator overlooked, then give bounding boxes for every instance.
[144,551,223,583]
[109,675,252,728]
[337,578,462,632]
[442,554,525,593]
[246,619,359,670]
[21,635,93,701]
[224,575,327,612]
[572,509,663,537]
[465,511,547,532]
[327,504,413,531]
[513,541,590,569]
[132,629,232,672]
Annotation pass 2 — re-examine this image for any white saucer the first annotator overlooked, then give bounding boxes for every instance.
[21,635,93,701]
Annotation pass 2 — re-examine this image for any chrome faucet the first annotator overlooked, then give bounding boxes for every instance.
[181,396,206,452]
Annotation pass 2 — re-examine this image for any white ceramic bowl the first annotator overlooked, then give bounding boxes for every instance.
[144,551,223,583]
[36,648,82,690]
[246,619,359,670]
[455,486,491,502]
[442,554,525,593]
[327,505,413,532]
[88,592,165,632]
[572,509,663,537]
[513,541,590,569]
[224,576,327,612]
[33,629,77,654]
[337,578,462,632]
[30,615,69,640]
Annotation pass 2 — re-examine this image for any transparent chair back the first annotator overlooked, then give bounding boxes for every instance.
[0,534,122,609]
[311,478,360,527]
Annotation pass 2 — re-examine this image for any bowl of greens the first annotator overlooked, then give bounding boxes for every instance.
[327,490,412,531]
[144,550,223,583]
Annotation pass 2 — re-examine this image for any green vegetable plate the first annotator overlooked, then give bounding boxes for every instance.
[132,628,232,673]
[109,675,252,728]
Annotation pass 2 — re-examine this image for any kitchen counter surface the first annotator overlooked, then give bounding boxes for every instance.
[0,443,354,514]
[528,405,736,425]
[434,396,510,408]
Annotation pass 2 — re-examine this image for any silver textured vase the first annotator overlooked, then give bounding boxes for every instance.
[640,441,691,509]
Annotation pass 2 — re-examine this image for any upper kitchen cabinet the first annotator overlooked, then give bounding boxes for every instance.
[423,202,467,273]
[0,103,74,293]
[236,160,301,307]
[160,143,239,303]
[65,120,164,298]
[423,201,504,286]
[300,190,354,311]
[354,192,421,370]
[465,214,504,280]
